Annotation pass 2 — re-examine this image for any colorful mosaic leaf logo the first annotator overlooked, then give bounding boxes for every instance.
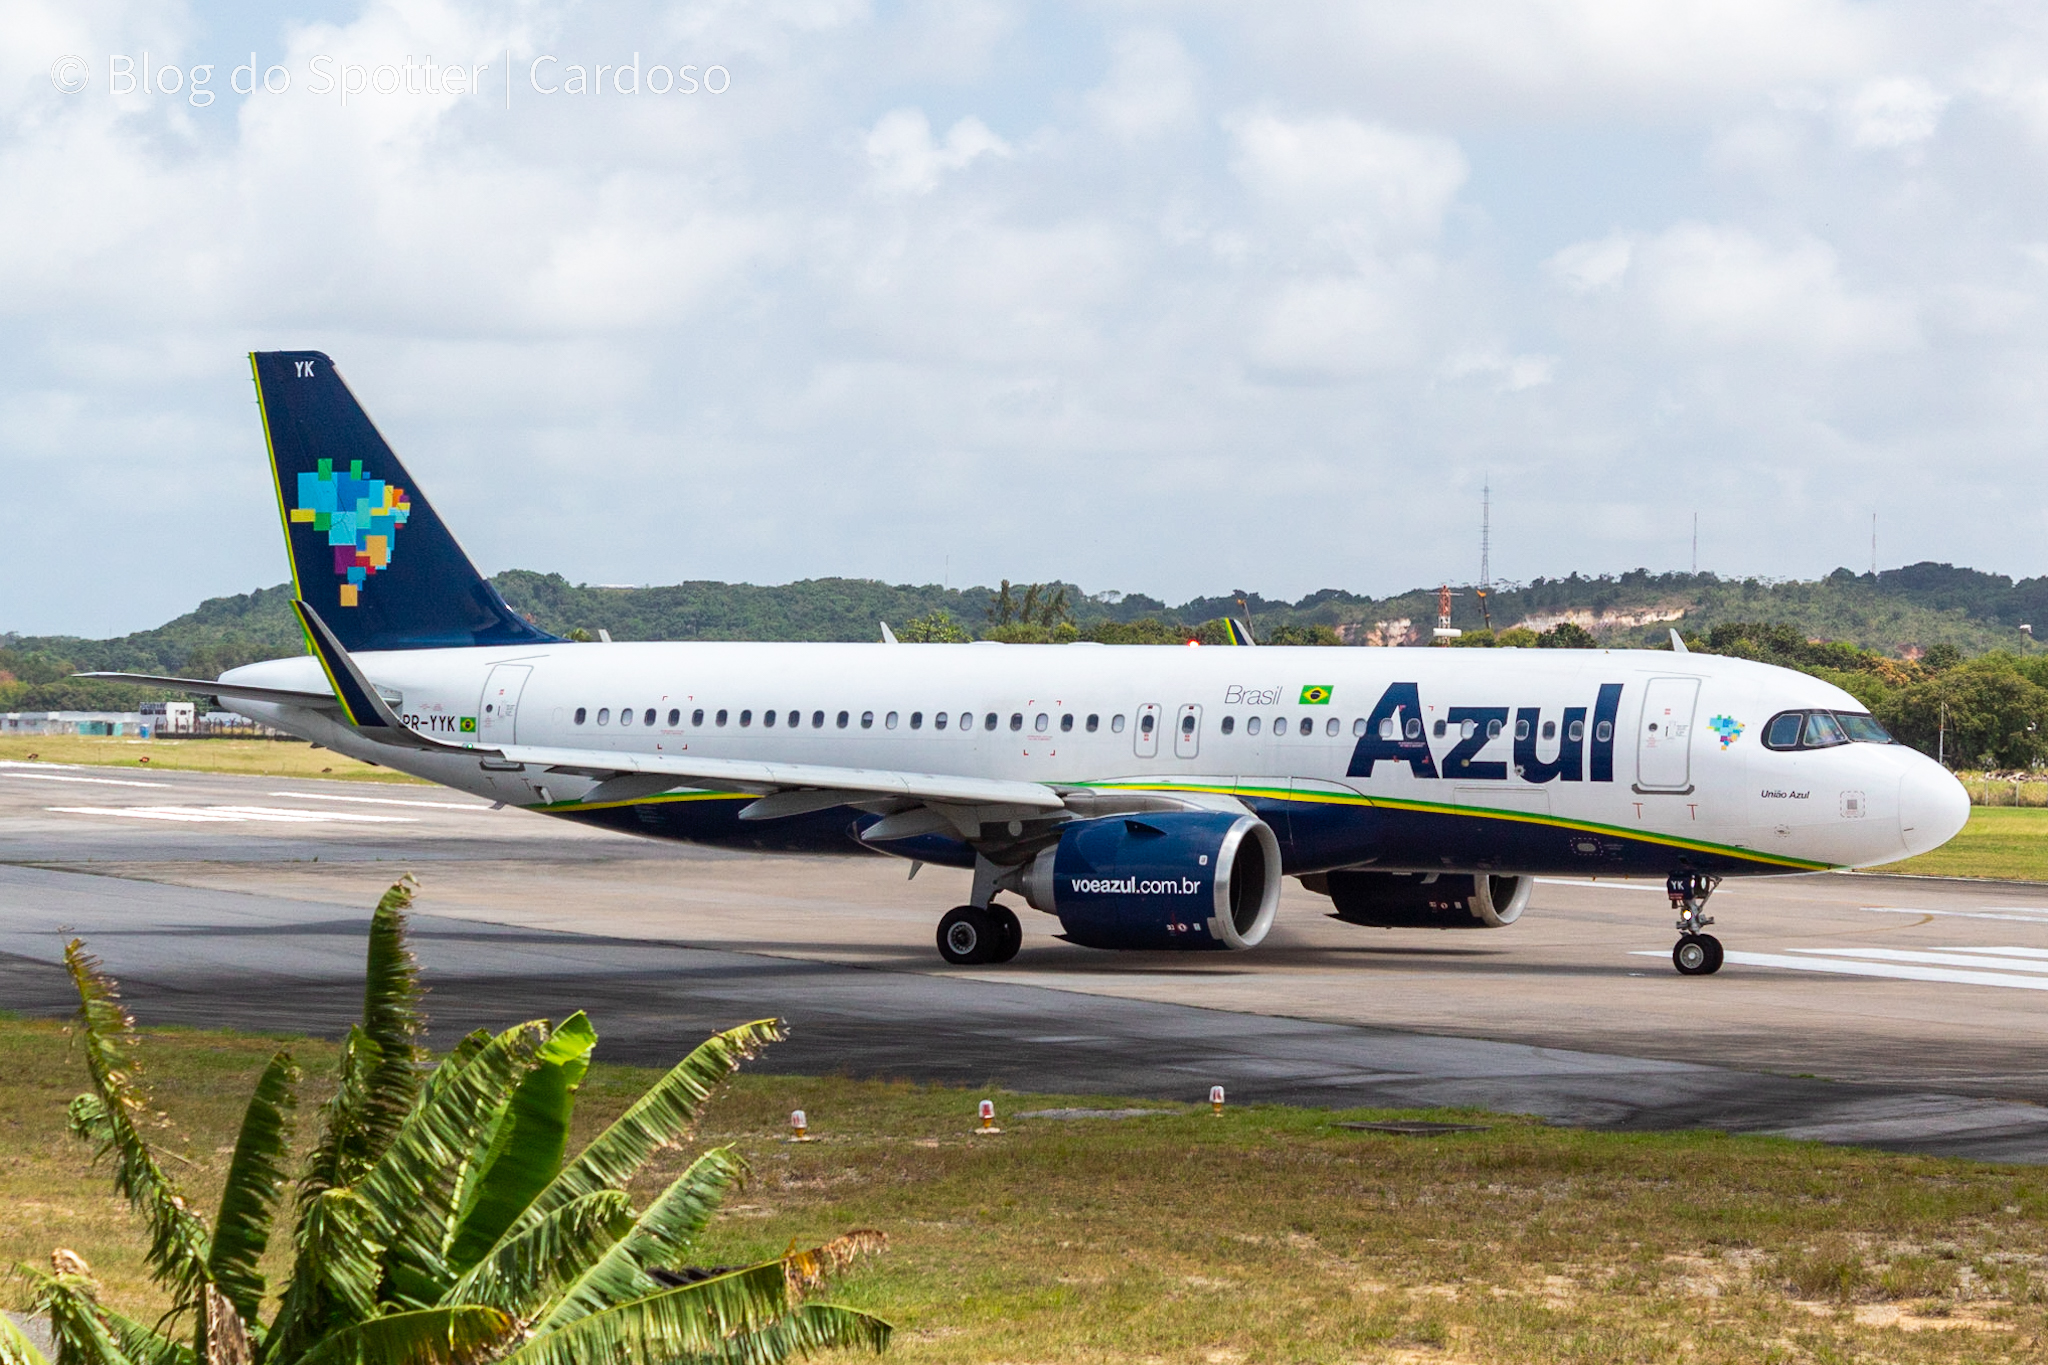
[289,458,412,607]
[1708,715,1744,749]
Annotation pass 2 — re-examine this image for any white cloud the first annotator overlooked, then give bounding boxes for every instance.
[1547,234,1632,293]
[1633,224,1917,354]
[1840,75,1947,149]
[863,106,1009,194]
[1087,28,1198,144]
[1226,111,1467,248]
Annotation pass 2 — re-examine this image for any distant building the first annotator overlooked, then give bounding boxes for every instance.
[2,711,154,736]
[140,700,197,734]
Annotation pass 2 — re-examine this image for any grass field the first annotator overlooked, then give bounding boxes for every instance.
[1884,807,2048,882]
[6,1018,2048,1363]
[0,735,424,783]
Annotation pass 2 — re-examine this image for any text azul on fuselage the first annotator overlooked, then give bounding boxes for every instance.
[1341,682,1626,783]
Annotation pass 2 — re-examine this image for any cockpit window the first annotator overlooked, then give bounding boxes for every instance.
[1837,713,1893,744]
[1762,709,1893,751]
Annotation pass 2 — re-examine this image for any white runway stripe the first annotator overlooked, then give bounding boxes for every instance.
[1631,947,2048,990]
[3,772,171,788]
[1792,947,2048,973]
[268,790,491,810]
[1865,905,2048,924]
[49,805,416,825]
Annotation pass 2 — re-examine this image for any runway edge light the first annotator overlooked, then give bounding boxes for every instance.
[1210,1085,1225,1116]
[976,1099,1000,1134]
[789,1109,812,1142]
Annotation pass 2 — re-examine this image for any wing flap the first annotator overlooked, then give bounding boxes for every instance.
[494,744,1068,811]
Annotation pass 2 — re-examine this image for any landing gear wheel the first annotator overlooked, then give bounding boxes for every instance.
[938,905,998,965]
[1673,933,1723,976]
[986,905,1022,963]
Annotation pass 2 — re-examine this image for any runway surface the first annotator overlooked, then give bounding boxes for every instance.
[5,757,2048,1161]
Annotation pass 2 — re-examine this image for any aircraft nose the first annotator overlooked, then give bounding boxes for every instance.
[1898,757,1970,858]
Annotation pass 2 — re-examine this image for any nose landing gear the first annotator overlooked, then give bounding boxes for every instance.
[1667,870,1723,976]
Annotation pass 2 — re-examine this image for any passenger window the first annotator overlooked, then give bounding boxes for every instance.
[1400,717,1416,739]
[961,712,974,731]
[692,709,704,726]
[1111,714,1126,733]
[1595,720,1612,742]
[1221,716,1235,735]
[619,708,633,727]
[985,713,998,731]
[716,709,728,726]
[935,711,948,730]
[1514,718,1529,741]
[763,710,776,728]
[1802,712,1848,748]
[787,711,799,728]
[1378,717,1394,740]
[667,708,679,726]
[1486,718,1502,740]
[1140,714,1155,735]
[837,711,850,728]
[885,711,898,729]
[596,708,610,725]
[861,711,875,729]
[1247,716,1262,736]
[1461,719,1476,740]
[1035,713,1049,732]
[1061,714,1074,732]
[1354,717,1367,737]
[1567,720,1583,742]
[910,712,923,729]
[1326,717,1340,737]
[574,707,587,725]
[1542,720,1555,740]
[1181,714,1196,734]
[1087,714,1100,732]
[1010,713,1024,731]
[1433,719,1446,737]
[812,710,825,728]
[740,709,753,727]
[1275,717,1288,736]
[645,708,657,727]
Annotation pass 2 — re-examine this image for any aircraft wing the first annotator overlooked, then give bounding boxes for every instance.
[73,672,343,712]
[498,743,1068,811]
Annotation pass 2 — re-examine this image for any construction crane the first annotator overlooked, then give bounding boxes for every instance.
[1432,584,1463,643]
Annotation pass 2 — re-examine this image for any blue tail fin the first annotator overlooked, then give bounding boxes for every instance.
[251,351,557,652]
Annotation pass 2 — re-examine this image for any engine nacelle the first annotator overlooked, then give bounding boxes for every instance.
[1302,870,1531,929]
[1020,812,1282,950]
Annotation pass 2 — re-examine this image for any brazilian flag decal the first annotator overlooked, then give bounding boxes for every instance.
[459,716,477,733]
[1299,685,1333,705]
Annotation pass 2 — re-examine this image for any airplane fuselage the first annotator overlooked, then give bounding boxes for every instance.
[225,640,1966,878]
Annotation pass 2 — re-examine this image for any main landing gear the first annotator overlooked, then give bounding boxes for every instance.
[937,903,1022,966]
[1667,870,1724,976]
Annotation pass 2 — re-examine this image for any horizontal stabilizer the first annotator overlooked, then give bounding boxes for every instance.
[72,672,340,711]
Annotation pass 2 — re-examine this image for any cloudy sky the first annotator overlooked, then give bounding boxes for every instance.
[5,0,2047,635]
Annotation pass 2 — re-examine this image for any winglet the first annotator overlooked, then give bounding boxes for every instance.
[880,621,899,645]
[1223,618,1257,646]
[1670,628,1689,654]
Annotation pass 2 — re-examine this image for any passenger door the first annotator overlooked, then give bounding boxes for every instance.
[476,664,533,745]
[1635,676,1699,793]
[1134,702,1161,758]
[1174,703,1202,759]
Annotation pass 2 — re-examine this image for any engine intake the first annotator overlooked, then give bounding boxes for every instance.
[1303,870,1531,929]
[1021,812,1281,950]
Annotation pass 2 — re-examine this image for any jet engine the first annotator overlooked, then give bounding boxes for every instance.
[1019,812,1282,950]
[1301,870,1531,929]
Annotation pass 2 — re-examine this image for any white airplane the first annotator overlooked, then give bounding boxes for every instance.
[90,352,1972,975]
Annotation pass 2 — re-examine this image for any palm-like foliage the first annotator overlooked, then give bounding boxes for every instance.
[6,881,888,1365]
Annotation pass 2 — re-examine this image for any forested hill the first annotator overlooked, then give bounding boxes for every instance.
[5,561,2045,711]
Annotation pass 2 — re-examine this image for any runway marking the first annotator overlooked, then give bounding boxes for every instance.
[49,805,417,825]
[1865,905,2048,925]
[269,791,492,810]
[1632,946,2048,990]
[3,772,171,788]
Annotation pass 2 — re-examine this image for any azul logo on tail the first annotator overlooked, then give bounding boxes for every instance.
[290,458,412,607]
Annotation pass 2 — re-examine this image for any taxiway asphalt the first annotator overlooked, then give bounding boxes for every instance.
[4,758,2047,1161]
